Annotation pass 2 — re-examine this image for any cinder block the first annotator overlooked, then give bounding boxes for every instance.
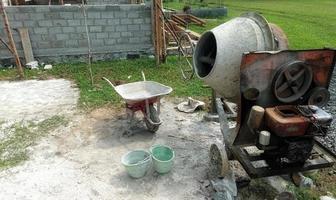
[87,12,101,19]
[120,19,132,25]
[89,26,102,32]
[34,6,49,13]
[34,27,48,34]
[101,12,114,19]
[68,20,81,26]
[49,28,63,34]
[91,39,104,46]
[94,19,107,26]
[121,32,132,37]
[73,12,84,19]
[60,12,74,19]
[115,25,127,32]
[62,27,76,33]
[104,26,114,32]
[76,26,86,33]
[133,18,143,24]
[23,20,37,27]
[51,40,66,48]
[15,13,29,20]
[9,21,23,28]
[97,33,109,39]
[70,33,86,39]
[145,18,151,24]
[127,24,139,31]
[38,21,53,27]
[105,39,116,45]
[38,41,51,49]
[140,24,151,31]
[109,32,121,38]
[65,40,79,47]
[129,37,140,43]
[117,37,128,44]
[44,12,60,20]
[30,13,44,20]
[83,19,95,26]
[107,19,120,25]
[53,20,68,26]
[56,33,70,40]
[128,12,139,19]
[78,39,88,47]
[114,11,126,18]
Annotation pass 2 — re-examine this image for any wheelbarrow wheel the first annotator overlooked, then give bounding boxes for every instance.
[145,105,160,133]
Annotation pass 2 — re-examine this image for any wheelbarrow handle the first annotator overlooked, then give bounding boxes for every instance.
[102,77,116,90]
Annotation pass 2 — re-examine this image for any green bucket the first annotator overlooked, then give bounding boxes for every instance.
[150,145,175,174]
[121,150,152,178]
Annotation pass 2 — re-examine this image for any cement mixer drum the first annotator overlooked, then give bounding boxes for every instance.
[193,12,288,102]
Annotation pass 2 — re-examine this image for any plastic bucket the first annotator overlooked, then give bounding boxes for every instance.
[121,150,152,178]
[150,145,175,174]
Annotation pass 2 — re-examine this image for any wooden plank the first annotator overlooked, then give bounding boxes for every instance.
[171,14,187,27]
[173,25,201,40]
[174,14,206,26]
[18,28,34,63]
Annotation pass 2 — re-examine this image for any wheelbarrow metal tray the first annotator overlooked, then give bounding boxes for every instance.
[115,81,173,103]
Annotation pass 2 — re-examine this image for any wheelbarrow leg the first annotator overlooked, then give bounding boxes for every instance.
[124,107,135,136]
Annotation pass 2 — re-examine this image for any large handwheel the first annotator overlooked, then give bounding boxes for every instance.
[144,104,160,133]
[272,61,313,103]
[178,32,195,80]
[209,142,230,177]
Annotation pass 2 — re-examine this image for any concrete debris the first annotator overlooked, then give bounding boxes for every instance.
[44,64,53,70]
[291,172,315,189]
[177,97,205,113]
[274,191,296,200]
[320,196,336,200]
[211,171,237,200]
[25,61,39,69]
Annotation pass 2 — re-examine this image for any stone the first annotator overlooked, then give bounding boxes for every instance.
[44,64,53,70]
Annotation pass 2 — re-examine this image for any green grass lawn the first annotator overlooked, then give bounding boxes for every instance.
[0,57,209,109]
[165,0,336,49]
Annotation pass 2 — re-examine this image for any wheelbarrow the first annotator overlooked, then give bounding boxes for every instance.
[102,72,172,134]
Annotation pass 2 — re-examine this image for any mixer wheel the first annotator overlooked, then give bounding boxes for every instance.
[209,142,230,177]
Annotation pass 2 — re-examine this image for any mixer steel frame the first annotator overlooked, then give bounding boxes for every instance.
[215,48,336,179]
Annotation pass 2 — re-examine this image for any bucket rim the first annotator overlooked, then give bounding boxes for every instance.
[121,149,152,167]
[150,144,175,163]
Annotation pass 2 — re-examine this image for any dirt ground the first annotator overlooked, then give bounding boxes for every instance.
[0,79,224,199]
[3,79,331,200]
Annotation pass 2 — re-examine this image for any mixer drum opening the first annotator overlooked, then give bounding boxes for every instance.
[193,31,217,78]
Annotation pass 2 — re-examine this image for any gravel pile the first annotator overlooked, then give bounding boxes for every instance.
[319,69,336,155]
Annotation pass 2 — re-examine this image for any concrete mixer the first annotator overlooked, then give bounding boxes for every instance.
[193,12,336,180]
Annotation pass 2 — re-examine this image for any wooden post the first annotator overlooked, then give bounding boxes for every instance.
[0,0,24,78]
[152,0,166,65]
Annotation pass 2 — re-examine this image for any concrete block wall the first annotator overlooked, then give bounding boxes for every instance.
[87,0,129,5]
[0,4,153,63]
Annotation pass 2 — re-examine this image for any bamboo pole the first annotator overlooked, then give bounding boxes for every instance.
[0,0,24,78]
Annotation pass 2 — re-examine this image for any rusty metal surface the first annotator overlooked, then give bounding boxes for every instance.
[265,105,309,137]
[269,23,289,50]
[233,49,336,145]
[230,142,336,178]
